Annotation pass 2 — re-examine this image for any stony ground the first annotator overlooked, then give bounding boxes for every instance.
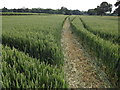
[61,18,112,88]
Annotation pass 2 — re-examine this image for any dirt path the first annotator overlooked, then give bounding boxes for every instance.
[61,18,112,88]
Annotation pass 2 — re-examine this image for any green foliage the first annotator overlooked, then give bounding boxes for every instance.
[69,15,76,22]
[71,16,119,87]
[99,2,112,14]
[2,15,66,66]
[114,1,120,16]
[87,2,112,15]
[80,16,118,44]
[1,12,40,15]
[2,45,68,88]
[1,7,83,15]
[2,15,68,88]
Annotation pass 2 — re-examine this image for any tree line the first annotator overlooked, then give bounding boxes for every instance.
[1,7,84,15]
[1,1,120,16]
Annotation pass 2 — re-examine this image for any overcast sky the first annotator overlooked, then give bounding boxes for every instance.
[0,0,117,12]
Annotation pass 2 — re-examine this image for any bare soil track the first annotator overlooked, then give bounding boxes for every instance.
[61,18,112,88]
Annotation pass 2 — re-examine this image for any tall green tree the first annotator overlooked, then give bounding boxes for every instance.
[2,7,8,12]
[115,1,120,16]
[95,6,104,15]
[60,7,67,14]
[99,2,112,15]
[60,7,72,15]
[87,2,112,16]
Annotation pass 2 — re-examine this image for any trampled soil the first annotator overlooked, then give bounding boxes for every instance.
[61,18,112,88]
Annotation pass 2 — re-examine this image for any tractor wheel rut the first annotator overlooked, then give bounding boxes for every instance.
[61,18,112,88]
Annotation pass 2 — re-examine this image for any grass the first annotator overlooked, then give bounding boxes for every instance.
[2,15,66,65]
[2,45,68,88]
[70,16,119,87]
[80,16,118,44]
[2,14,119,88]
[2,15,68,88]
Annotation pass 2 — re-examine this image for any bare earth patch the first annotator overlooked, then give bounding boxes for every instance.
[61,18,112,88]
